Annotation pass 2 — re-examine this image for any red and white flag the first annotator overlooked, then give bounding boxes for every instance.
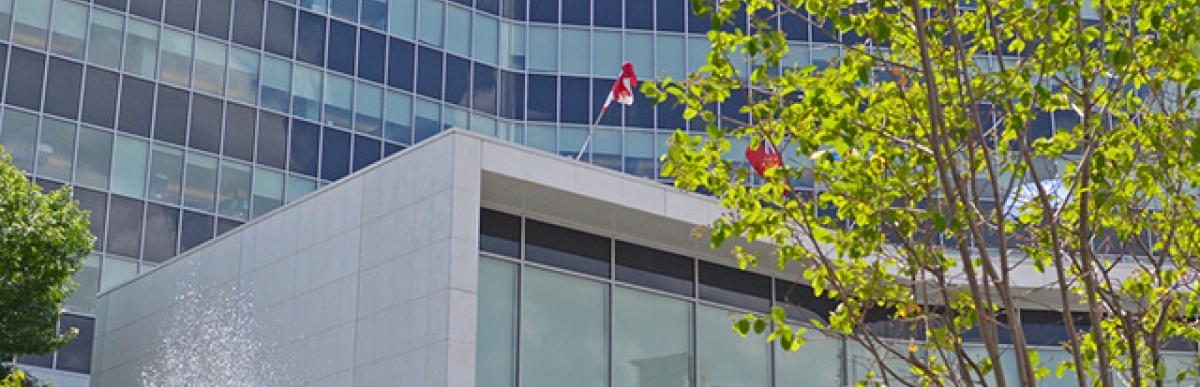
[746,137,792,193]
[602,62,639,112]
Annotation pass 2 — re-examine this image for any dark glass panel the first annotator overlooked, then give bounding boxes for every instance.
[594,0,620,27]
[615,241,693,296]
[217,218,242,235]
[327,20,357,75]
[1031,111,1054,141]
[351,135,380,172]
[721,88,748,123]
[189,94,223,153]
[781,9,809,40]
[527,75,557,122]
[56,315,94,373]
[480,208,520,257]
[657,99,687,130]
[626,88,654,127]
[44,58,83,120]
[154,85,190,146]
[592,78,620,126]
[118,76,155,137]
[180,210,214,251]
[416,47,443,99]
[687,1,709,33]
[387,38,414,91]
[199,0,232,39]
[320,127,351,180]
[529,0,557,22]
[264,2,295,57]
[74,188,107,250]
[812,18,835,42]
[231,0,265,48]
[131,0,164,20]
[256,111,288,169]
[289,120,320,177]
[143,203,180,263]
[563,0,589,24]
[223,103,256,162]
[478,0,499,14]
[560,76,589,124]
[332,0,358,20]
[383,142,405,157]
[502,0,525,20]
[657,0,684,31]
[525,219,610,277]
[775,279,838,322]
[472,62,498,115]
[450,0,470,5]
[358,30,386,84]
[499,71,524,120]
[106,196,144,258]
[5,48,45,111]
[361,0,387,29]
[698,260,772,312]
[296,11,326,66]
[165,0,199,30]
[16,353,52,369]
[625,0,652,29]
[443,55,471,107]
[95,0,128,11]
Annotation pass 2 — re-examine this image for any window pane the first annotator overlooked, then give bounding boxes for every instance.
[143,203,180,262]
[293,65,323,120]
[165,0,198,29]
[472,63,497,115]
[257,111,288,169]
[183,151,217,211]
[0,0,11,40]
[414,98,441,141]
[592,128,622,170]
[444,55,471,107]
[499,70,524,119]
[560,76,589,123]
[264,2,294,57]
[593,31,621,76]
[223,103,256,161]
[252,167,284,217]
[358,30,386,83]
[65,255,101,314]
[131,0,163,20]
[351,134,380,171]
[627,33,653,79]
[57,315,94,373]
[285,174,316,202]
[179,210,213,251]
[530,0,557,22]
[87,8,123,68]
[324,73,353,129]
[36,117,75,181]
[198,0,231,39]
[388,0,415,39]
[119,77,154,137]
[148,145,184,204]
[479,208,520,256]
[383,90,412,143]
[106,195,144,257]
[624,130,654,178]
[194,37,227,96]
[13,0,51,48]
[124,20,160,79]
[289,120,320,176]
[416,47,443,99]
[76,126,113,189]
[418,0,443,47]
[44,57,83,120]
[50,0,87,59]
[697,305,771,387]
[111,136,149,198]
[525,218,610,276]
[298,0,327,13]
[657,35,686,80]
[154,85,189,145]
[331,0,356,20]
[445,5,470,56]
[261,55,291,112]
[160,29,194,87]
[521,268,608,387]
[561,28,589,75]
[594,0,620,27]
[473,14,498,65]
[527,75,557,122]
[227,47,260,104]
[189,94,223,153]
[559,125,586,157]
[231,0,264,48]
[72,187,106,251]
[500,22,524,69]
[296,10,326,66]
[562,0,587,24]
[327,20,356,74]
[320,127,350,180]
[774,332,844,386]
[698,261,772,312]
[355,82,383,135]
[5,48,45,111]
[444,106,468,131]
[614,287,693,387]
[526,124,554,152]
[527,26,557,72]
[387,37,414,90]
[688,36,707,72]
[361,0,385,29]
[477,257,518,387]
[218,159,251,219]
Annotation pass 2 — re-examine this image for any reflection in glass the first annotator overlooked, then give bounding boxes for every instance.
[478,257,518,387]
[324,74,354,129]
[697,305,771,387]
[292,65,323,121]
[418,0,444,47]
[252,167,284,217]
[355,83,383,135]
[261,56,292,112]
[148,145,184,204]
[228,47,260,104]
[194,38,227,96]
[111,136,149,198]
[12,0,50,48]
[183,152,218,211]
[775,332,842,386]
[36,118,75,182]
[50,0,87,59]
[76,126,113,189]
[521,268,608,387]
[160,29,194,87]
[614,287,693,387]
[87,9,123,68]
[218,160,252,220]
[124,19,160,79]
[384,90,413,143]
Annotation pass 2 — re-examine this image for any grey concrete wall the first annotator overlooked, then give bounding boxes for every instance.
[90,133,482,387]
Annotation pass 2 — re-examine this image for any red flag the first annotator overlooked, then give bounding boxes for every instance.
[745,138,792,193]
[602,62,638,112]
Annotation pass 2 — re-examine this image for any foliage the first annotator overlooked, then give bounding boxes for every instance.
[0,148,94,359]
[644,0,1200,385]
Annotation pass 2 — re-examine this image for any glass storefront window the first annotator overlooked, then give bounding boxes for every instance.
[521,267,608,387]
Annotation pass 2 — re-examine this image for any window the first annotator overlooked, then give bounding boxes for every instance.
[479,209,520,256]
[563,0,588,24]
[296,10,326,66]
[160,29,194,87]
[627,33,653,79]
[285,174,317,202]
[593,31,621,76]
[351,135,380,171]
[387,38,414,90]
[698,261,772,312]
[323,73,353,128]
[289,120,320,176]
[73,187,107,249]
[657,35,686,80]
[473,63,498,115]
[232,0,264,48]
[500,22,525,69]
[257,111,288,169]
[530,0,557,22]
[111,136,149,198]
[44,57,82,120]
[560,28,589,75]
[255,57,291,111]
[227,47,260,104]
[99,256,137,291]
[264,2,295,57]
[131,0,163,20]
[154,86,190,145]
[0,0,10,40]
[107,196,145,258]
[320,127,350,180]
[143,203,180,262]
[194,37,227,96]
[331,0,356,20]
[358,30,386,83]
[50,0,86,59]
[124,19,160,79]
[65,255,101,314]
[189,94,223,153]
[327,20,356,75]
[697,305,771,387]
[56,315,94,373]
[76,126,113,189]
[35,118,74,181]
[148,145,184,204]
[5,48,44,111]
[781,10,809,41]
[165,0,198,29]
[594,0,620,27]
[218,159,252,219]
[527,26,557,72]
[592,78,619,125]
[473,14,499,65]
[293,65,323,121]
[592,128,621,169]
[444,55,471,107]
[476,257,517,387]
[614,287,693,387]
[625,0,652,29]
[521,268,607,387]
[413,98,441,141]
[418,0,443,47]
[445,5,471,57]
[657,0,683,31]
[298,0,327,13]
[361,0,385,29]
[472,114,496,136]
[416,47,443,99]
[501,0,524,19]
[688,36,708,72]
[183,151,217,211]
[445,106,468,131]
[527,75,557,122]
[624,130,654,178]
[118,77,154,137]
[217,219,242,235]
[223,103,256,161]
[561,76,589,123]
[180,210,214,251]
[525,219,610,277]
[383,90,412,143]
[199,0,231,39]
[251,167,284,217]
[87,8,123,68]
[388,0,415,39]
[477,0,498,14]
[355,83,383,135]
[499,71,524,119]
[558,125,585,157]
[13,0,50,48]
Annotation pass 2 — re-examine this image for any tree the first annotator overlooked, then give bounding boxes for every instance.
[0,148,93,363]
[644,0,1200,385]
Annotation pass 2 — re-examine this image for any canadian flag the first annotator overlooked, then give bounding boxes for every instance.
[602,62,639,112]
[745,137,792,193]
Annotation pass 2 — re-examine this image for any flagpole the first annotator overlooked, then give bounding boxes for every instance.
[575,107,609,161]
